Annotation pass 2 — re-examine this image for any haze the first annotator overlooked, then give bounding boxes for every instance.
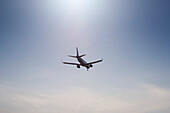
[0,0,170,113]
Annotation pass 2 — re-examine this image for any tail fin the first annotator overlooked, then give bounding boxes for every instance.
[76,47,79,56]
[76,47,86,57]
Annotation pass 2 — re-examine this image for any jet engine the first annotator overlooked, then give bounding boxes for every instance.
[89,64,93,68]
[77,65,80,68]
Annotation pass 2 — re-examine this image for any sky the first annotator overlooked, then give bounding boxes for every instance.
[0,0,170,113]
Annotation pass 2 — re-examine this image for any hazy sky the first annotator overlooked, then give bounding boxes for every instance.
[0,0,170,113]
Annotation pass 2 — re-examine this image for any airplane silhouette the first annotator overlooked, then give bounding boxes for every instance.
[62,47,103,71]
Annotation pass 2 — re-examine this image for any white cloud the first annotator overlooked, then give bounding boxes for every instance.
[0,83,170,113]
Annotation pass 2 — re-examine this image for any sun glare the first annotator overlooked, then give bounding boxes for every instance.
[42,0,101,48]
[59,0,91,16]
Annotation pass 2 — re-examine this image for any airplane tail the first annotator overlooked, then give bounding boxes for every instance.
[67,47,79,58]
[68,47,86,58]
[77,47,86,57]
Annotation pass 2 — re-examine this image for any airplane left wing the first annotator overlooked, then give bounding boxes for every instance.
[87,58,103,65]
[63,61,80,65]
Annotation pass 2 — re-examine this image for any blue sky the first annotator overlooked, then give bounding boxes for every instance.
[0,0,170,113]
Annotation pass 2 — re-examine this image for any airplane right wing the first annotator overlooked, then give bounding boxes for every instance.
[62,61,80,65]
[87,58,103,65]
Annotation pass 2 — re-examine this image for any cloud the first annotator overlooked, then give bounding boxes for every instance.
[0,83,170,113]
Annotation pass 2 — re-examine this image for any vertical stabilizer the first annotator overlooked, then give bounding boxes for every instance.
[76,47,79,56]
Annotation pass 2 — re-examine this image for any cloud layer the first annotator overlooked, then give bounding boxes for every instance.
[0,83,170,113]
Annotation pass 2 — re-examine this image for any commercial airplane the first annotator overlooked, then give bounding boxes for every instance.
[62,47,103,71]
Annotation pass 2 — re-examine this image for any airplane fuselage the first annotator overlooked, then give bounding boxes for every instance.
[77,57,90,69]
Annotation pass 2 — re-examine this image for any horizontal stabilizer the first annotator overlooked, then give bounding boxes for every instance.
[79,54,86,57]
[68,55,77,58]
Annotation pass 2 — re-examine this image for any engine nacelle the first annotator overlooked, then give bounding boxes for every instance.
[77,65,80,68]
[90,64,93,68]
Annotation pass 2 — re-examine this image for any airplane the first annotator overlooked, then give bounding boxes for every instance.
[62,47,103,71]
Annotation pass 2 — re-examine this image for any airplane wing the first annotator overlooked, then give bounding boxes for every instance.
[63,61,80,65]
[87,59,103,65]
